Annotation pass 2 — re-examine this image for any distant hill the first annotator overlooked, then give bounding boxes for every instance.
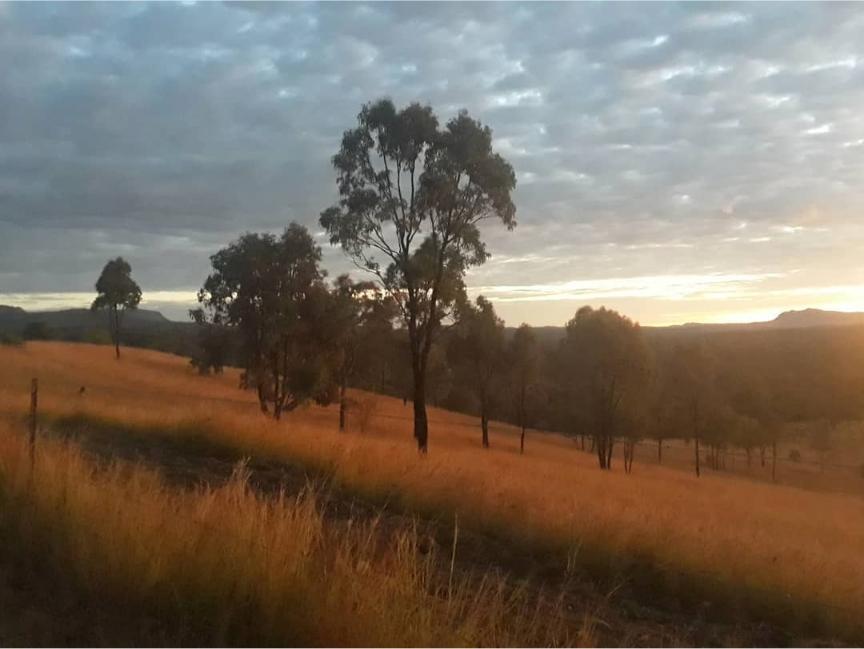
[770,308,864,328]
[506,308,864,345]
[5,304,864,354]
[0,305,196,356]
[649,308,864,337]
[0,306,171,329]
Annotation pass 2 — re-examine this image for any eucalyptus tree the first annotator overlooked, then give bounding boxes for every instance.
[91,257,142,359]
[449,295,506,448]
[320,99,516,452]
[666,341,718,477]
[327,274,397,431]
[196,224,333,420]
[508,323,542,454]
[558,307,650,470]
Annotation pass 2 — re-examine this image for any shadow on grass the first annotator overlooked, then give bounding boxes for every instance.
[45,412,858,647]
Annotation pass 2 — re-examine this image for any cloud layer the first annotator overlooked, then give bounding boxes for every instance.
[2,2,864,325]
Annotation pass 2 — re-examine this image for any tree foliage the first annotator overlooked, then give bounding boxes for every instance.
[320,98,516,452]
[556,307,649,470]
[326,274,397,431]
[449,295,506,448]
[196,224,333,420]
[508,323,542,454]
[91,257,142,359]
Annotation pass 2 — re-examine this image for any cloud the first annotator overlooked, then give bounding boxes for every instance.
[2,2,864,325]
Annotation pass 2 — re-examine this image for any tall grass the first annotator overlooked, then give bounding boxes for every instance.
[2,342,864,641]
[0,429,568,646]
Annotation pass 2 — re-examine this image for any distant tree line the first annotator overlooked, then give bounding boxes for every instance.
[188,239,864,479]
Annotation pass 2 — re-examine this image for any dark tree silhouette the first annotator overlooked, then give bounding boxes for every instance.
[320,99,516,452]
[508,324,541,454]
[557,307,649,470]
[326,275,397,431]
[196,224,333,420]
[449,296,506,448]
[189,308,234,375]
[91,257,142,359]
[666,342,717,478]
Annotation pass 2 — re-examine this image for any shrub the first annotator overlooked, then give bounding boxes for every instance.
[0,332,22,346]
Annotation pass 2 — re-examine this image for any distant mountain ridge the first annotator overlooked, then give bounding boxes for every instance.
[0,306,171,329]
[508,308,864,345]
[770,308,864,328]
[3,305,863,350]
[0,305,195,356]
[659,308,864,334]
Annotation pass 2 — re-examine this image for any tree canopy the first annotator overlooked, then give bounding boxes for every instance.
[556,306,649,470]
[320,98,516,452]
[196,223,333,420]
[449,295,506,448]
[91,256,142,359]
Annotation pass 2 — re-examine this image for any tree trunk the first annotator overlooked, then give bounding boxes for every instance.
[694,437,701,477]
[338,375,347,432]
[256,383,269,414]
[760,445,766,467]
[606,435,614,470]
[520,424,526,454]
[771,439,777,483]
[595,434,606,469]
[657,438,663,464]
[109,307,120,359]
[481,411,489,448]
[412,366,428,453]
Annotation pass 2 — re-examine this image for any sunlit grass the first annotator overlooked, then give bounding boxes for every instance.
[1,341,863,640]
[0,428,566,647]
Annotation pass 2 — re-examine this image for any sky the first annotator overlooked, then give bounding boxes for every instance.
[2,2,864,326]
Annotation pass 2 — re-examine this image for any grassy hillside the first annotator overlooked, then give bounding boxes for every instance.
[1,342,863,644]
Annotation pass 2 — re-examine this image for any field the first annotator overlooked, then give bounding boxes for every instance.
[1,341,864,645]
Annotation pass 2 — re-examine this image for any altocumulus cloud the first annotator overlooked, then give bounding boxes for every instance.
[2,2,864,324]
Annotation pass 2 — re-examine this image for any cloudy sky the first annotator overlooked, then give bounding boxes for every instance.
[2,2,864,326]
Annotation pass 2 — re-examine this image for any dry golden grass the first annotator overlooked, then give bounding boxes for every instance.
[2,341,863,639]
[0,427,565,646]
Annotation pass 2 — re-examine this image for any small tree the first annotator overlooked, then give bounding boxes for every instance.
[643,347,675,464]
[557,307,650,470]
[508,323,541,454]
[666,342,717,477]
[320,99,516,452]
[620,406,649,474]
[189,308,234,375]
[91,257,142,359]
[449,296,506,448]
[327,275,396,431]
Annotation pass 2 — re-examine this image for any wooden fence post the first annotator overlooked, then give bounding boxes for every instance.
[29,378,38,470]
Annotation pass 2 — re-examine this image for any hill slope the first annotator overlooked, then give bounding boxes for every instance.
[0,342,861,644]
